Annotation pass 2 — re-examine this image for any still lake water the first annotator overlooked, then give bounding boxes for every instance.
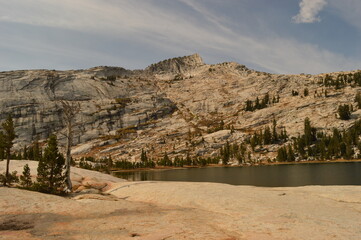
[113,162,361,187]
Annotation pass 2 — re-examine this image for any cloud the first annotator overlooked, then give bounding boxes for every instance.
[0,0,360,74]
[293,0,328,23]
[328,0,361,31]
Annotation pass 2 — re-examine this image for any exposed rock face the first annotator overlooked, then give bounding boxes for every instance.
[145,53,204,74]
[0,54,360,162]
[0,67,177,150]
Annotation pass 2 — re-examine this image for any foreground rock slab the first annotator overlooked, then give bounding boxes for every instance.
[1,181,361,239]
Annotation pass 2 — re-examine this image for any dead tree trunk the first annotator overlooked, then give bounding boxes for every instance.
[65,118,73,191]
[60,100,80,192]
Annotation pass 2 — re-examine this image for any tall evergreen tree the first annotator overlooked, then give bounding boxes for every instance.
[0,131,4,161]
[304,118,313,146]
[261,93,270,107]
[186,152,192,165]
[272,118,278,143]
[297,136,306,159]
[277,146,288,162]
[263,126,272,145]
[280,128,288,141]
[140,149,148,162]
[221,141,231,165]
[2,115,16,186]
[33,139,42,161]
[37,135,65,194]
[287,145,295,162]
[23,145,28,160]
[319,140,327,160]
[27,146,34,160]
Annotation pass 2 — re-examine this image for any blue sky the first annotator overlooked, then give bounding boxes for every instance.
[1,0,361,74]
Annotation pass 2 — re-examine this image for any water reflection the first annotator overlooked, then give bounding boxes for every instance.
[113,162,361,187]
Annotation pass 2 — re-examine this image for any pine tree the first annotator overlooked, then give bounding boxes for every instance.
[250,136,256,151]
[287,145,295,162]
[304,88,309,97]
[23,145,28,160]
[263,126,272,145]
[221,141,231,165]
[329,128,341,157]
[186,152,192,165]
[272,118,278,143]
[36,135,66,194]
[245,100,253,111]
[261,93,270,107]
[319,140,326,160]
[240,143,247,162]
[297,136,306,159]
[27,146,34,160]
[160,152,171,166]
[280,128,288,141]
[338,104,351,120]
[304,117,313,146]
[141,149,148,162]
[33,139,41,161]
[258,131,262,145]
[277,146,288,162]
[2,115,16,186]
[0,131,4,161]
[20,164,32,188]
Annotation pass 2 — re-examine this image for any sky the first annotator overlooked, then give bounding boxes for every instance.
[1,0,361,74]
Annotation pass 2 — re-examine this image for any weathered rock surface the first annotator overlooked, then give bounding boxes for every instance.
[1,181,360,239]
[0,67,176,151]
[1,54,361,162]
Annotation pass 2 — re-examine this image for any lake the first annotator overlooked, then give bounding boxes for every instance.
[113,162,361,187]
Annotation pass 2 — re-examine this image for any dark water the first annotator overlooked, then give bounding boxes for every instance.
[113,162,361,187]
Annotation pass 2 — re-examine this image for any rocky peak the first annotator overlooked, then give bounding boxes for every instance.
[146,53,204,74]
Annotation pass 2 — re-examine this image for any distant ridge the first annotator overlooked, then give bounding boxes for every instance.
[146,53,204,74]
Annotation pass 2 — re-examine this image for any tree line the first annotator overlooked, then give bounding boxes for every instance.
[0,115,67,194]
[277,117,361,162]
[244,93,280,112]
[323,72,361,89]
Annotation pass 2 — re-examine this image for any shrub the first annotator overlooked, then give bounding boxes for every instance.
[20,164,32,188]
[338,104,351,120]
[0,171,19,186]
[304,88,309,97]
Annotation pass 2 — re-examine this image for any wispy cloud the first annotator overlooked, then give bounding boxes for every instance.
[328,0,361,31]
[0,0,360,74]
[293,0,328,23]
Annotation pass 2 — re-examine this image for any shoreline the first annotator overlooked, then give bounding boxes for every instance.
[111,159,361,173]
